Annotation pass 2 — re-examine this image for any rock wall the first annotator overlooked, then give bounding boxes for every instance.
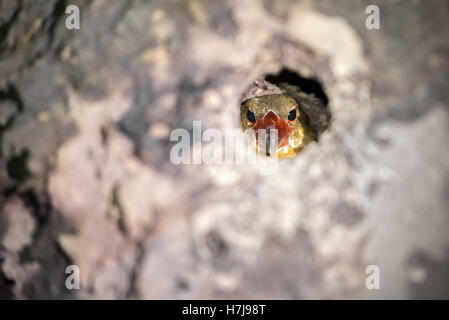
[0,0,448,299]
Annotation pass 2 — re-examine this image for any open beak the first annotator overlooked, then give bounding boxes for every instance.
[253,110,292,156]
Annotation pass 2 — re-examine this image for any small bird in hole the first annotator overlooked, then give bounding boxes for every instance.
[240,80,319,158]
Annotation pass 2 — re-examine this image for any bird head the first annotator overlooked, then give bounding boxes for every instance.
[241,94,310,157]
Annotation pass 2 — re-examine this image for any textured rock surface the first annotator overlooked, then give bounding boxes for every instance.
[0,0,448,299]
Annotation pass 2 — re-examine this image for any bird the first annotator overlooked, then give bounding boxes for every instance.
[240,79,325,158]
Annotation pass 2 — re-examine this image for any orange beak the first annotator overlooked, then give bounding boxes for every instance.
[253,111,292,155]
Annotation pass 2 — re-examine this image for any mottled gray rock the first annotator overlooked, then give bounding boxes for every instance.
[0,0,448,299]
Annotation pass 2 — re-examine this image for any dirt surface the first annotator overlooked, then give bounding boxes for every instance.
[0,0,448,299]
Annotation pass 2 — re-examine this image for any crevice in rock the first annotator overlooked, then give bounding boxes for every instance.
[0,260,15,299]
[0,83,25,160]
[0,0,23,51]
[110,185,128,236]
[125,241,145,299]
[19,189,52,228]
[0,83,24,113]
[6,149,31,184]
[46,0,67,51]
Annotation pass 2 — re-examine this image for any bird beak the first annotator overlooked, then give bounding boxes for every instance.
[253,110,292,155]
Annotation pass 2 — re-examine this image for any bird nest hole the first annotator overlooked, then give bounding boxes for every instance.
[240,68,331,158]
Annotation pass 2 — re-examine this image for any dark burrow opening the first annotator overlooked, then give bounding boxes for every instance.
[6,149,31,183]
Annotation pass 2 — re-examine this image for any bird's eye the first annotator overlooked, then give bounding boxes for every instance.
[247,110,256,124]
[288,109,297,123]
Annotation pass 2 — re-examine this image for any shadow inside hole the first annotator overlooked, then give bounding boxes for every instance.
[265,68,329,106]
[265,68,331,138]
